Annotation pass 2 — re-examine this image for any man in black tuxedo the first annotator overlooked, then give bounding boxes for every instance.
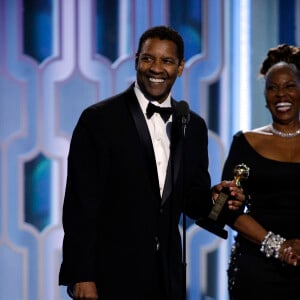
[59,25,244,300]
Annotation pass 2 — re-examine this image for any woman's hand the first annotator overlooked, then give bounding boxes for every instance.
[279,239,300,266]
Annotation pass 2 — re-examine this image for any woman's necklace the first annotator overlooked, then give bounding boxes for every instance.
[270,124,300,138]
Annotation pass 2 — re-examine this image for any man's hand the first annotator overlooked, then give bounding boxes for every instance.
[73,281,98,300]
[212,180,245,211]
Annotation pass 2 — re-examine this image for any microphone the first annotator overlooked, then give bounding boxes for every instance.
[175,100,190,136]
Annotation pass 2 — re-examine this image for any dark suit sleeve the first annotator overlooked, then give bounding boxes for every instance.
[59,108,108,285]
[183,113,213,220]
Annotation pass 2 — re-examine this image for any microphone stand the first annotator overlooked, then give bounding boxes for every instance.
[181,114,188,300]
[175,101,190,300]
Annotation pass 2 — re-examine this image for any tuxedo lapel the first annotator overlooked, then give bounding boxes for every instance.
[171,120,183,190]
[126,88,160,195]
[126,90,184,205]
[161,102,184,205]
[161,158,172,205]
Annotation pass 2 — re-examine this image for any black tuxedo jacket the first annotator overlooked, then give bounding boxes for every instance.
[59,84,212,300]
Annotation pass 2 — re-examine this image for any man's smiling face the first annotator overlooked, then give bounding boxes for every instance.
[135,38,184,103]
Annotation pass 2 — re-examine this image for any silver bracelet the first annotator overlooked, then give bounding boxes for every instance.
[260,231,286,259]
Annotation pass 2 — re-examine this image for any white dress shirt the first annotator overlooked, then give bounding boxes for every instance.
[134,82,172,197]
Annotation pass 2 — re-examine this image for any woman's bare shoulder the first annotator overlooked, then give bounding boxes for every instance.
[244,125,272,137]
[242,125,273,146]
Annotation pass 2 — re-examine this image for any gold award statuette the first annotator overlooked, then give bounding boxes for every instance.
[196,163,250,239]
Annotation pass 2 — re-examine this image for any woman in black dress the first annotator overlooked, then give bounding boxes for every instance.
[223,44,300,299]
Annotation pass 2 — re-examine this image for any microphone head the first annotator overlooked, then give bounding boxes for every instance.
[175,100,190,122]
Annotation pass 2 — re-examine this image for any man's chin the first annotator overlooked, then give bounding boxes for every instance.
[145,92,167,103]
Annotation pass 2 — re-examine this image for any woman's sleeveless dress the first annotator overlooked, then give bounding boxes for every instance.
[222,131,300,299]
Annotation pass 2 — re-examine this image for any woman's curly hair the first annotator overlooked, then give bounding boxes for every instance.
[260,44,300,76]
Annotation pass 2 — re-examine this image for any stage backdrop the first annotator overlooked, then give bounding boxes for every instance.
[0,0,299,299]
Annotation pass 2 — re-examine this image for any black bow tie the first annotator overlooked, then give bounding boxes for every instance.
[146,102,174,122]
